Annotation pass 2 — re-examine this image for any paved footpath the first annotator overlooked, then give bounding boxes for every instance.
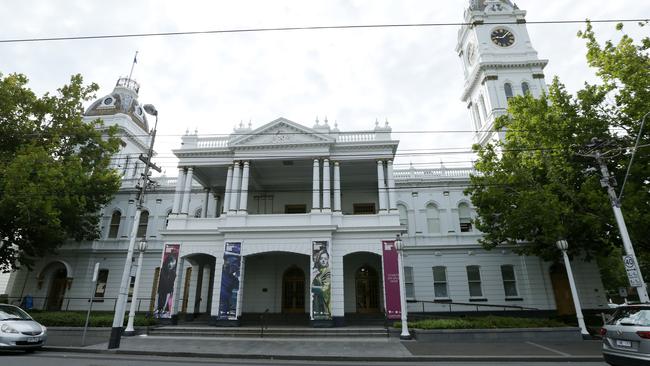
[44,334,605,362]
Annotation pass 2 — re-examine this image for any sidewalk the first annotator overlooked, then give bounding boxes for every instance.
[43,330,606,362]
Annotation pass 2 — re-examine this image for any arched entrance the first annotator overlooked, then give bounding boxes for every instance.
[355,265,380,313]
[282,266,305,313]
[46,265,68,310]
[550,263,575,315]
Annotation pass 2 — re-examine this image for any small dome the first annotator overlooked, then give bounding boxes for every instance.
[469,0,515,11]
[85,77,149,132]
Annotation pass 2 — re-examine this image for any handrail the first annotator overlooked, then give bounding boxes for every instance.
[406,299,539,313]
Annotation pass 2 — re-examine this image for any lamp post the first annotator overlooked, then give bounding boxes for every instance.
[124,239,147,336]
[108,104,159,349]
[556,240,589,337]
[395,234,411,340]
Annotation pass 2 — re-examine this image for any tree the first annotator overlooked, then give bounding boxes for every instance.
[0,73,121,271]
[466,22,650,275]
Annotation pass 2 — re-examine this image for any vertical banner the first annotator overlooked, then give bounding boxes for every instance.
[154,244,180,319]
[382,240,401,320]
[311,241,332,320]
[218,242,242,320]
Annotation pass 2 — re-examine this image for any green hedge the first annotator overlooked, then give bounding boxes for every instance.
[28,311,158,327]
[395,316,566,329]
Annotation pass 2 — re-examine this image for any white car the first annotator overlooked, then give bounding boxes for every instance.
[0,304,47,352]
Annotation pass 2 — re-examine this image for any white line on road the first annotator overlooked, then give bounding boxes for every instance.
[526,341,571,356]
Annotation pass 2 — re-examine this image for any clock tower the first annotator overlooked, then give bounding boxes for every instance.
[457,0,548,147]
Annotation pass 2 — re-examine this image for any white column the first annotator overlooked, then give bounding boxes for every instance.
[238,161,250,213]
[377,160,388,212]
[210,193,219,218]
[172,258,185,320]
[322,159,331,212]
[330,245,344,321]
[229,162,241,213]
[333,162,341,212]
[172,168,185,214]
[202,188,210,218]
[223,165,233,214]
[387,160,397,212]
[312,159,320,212]
[181,167,194,215]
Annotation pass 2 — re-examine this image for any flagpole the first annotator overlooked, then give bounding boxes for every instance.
[127,51,138,81]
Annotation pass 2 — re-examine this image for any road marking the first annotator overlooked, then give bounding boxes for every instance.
[526,341,571,356]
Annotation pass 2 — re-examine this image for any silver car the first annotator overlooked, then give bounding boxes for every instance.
[602,304,650,366]
[0,304,47,352]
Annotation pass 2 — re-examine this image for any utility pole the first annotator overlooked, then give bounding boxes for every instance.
[587,141,649,303]
[108,104,161,349]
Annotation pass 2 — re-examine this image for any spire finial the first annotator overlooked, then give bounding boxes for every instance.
[375,118,379,127]
[315,116,320,125]
[324,116,329,125]
[385,118,389,127]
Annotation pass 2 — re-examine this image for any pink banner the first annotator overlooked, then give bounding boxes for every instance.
[382,240,401,320]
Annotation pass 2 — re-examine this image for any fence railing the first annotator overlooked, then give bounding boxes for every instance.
[5,296,156,313]
[406,299,539,314]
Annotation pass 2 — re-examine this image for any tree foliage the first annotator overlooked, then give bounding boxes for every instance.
[466,22,650,272]
[0,73,121,271]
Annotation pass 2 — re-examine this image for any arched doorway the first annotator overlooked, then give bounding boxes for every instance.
[355,265,380,313]
[46,266,68,310]
[550,263,575,315]
[282,266,305,313]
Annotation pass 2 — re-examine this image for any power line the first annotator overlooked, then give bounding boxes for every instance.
[0,18,646,44]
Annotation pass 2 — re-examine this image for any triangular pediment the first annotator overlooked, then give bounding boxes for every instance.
[229,117,335,147]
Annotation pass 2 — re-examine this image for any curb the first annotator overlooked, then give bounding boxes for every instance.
[42,346,605,362]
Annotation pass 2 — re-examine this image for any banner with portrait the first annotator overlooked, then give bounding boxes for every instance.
[218,242,242,320]
[154,244,180,319]
[382,240,402,319]
[311,240,331,320]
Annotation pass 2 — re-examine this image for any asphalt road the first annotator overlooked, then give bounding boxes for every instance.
[0,351,609,366]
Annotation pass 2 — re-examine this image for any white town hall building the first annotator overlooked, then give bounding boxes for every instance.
[2,0,608,325]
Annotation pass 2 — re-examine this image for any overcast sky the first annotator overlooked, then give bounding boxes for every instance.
[1,0,649,175]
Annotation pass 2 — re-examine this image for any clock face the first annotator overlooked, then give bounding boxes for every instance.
[491,28,515,47]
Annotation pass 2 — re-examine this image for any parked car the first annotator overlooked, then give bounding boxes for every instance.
[0,304,47,352]
[601,304,650,366]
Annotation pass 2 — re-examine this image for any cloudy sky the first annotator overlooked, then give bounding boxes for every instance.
[1,0,649,175]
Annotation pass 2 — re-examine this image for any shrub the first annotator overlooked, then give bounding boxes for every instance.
[28,311,158,327]
[395,316,566,329]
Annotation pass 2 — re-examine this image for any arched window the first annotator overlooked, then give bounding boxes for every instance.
[479,95,489,122]
[397,204,408,227]
[459,202,472,232]
[108,211,121,238]
[521,82,530,95]
[472,104,482,128]
[504,83,514,100]
[137,210,149,238]
[426,203,440,234]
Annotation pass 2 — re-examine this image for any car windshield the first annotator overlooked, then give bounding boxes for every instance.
[609,307,650,326]
[0,305,33,321]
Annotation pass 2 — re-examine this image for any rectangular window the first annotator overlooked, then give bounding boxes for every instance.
[254,195,274,214]
[432,266,448,298]
[353,203,376,215]
[127,275,135,302]
[460,221,472,232]
[466,265,483,297]
[284,204,307,214]
[94,269,109,301]
[501,265,519,297]
[404,266,415,299]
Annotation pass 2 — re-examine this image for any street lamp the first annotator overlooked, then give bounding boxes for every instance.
[108,104,159,349]
[556,239,589,337]
[395,234,411,340]
[124,239,147,336]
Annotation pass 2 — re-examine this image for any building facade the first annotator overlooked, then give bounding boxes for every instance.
[4,0,608,324]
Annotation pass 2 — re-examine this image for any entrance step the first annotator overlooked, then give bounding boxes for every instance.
[147,326,389,338]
